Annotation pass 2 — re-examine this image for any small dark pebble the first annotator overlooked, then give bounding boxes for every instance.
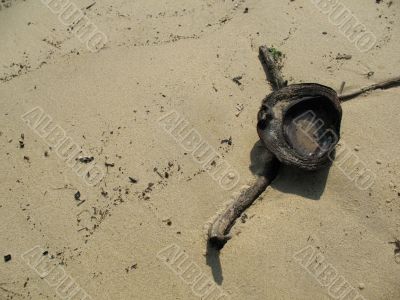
[389,239,400,255]
[241,213,248,223]
[74,191,81,201]
[232,76,243,86]
[244,7,249,13]
[163,218,172,226]
[4,254,12,262]
[129,177,138,184]
[336,53,352,60]
[43,251,49,256]
[125,263,138,272]
[221,137,232,146]
[78,157,94,163]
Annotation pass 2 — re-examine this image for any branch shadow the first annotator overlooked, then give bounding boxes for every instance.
[205,240,223,285]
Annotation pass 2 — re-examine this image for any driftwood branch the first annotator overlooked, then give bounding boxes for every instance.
[339,76,400,102]
[207,45,284,249]
[258,45,287,91]
[209,175,272,249]
[208,158,279,249]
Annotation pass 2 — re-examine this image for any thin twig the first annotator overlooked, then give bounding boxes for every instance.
[339,81,346,95]
[85,2,96,10]
[339,76,400,102]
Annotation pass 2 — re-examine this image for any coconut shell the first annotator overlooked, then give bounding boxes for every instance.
[257,83,342,170]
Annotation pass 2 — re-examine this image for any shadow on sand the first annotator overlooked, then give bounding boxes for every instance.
[206,140,332,284]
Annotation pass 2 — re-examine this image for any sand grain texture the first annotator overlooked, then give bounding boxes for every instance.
[1,0,399,299]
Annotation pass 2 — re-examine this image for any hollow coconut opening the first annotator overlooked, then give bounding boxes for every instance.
[283,96,340,159]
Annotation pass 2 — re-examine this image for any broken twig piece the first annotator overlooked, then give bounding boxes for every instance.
[208,155,279,249]
[339,76,400,101]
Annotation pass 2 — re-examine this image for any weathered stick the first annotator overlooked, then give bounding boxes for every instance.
[207,45,284,249]
[339,76,400,102]
[259,45,287,90]
[208,157,279,249]
[339,81,346,95]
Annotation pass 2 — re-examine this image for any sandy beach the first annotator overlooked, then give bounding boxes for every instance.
[1,0,399,299]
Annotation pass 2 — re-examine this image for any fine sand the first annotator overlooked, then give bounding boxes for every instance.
[1,0,399,299]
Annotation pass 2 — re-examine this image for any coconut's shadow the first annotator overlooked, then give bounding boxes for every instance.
[250,140,330,200]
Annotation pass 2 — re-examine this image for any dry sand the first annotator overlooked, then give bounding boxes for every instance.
[1,0,400,299]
